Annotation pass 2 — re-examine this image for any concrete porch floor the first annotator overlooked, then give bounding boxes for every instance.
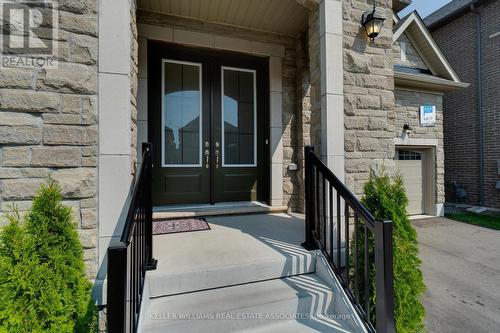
[147,213,316,297]
[141,213,367,333]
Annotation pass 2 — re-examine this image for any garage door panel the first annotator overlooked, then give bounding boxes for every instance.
[396,152,424,215]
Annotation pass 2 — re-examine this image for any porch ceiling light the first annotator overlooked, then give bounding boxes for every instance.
[362,5,385,41]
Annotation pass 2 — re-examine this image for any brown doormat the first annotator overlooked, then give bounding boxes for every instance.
[152,217,210,235]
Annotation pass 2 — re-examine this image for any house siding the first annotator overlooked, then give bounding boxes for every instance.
[0,2,98,278]
[430,0,500,208]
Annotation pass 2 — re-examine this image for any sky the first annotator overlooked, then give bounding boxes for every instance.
[398,0,454,18]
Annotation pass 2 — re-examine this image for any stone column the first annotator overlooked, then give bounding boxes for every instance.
[319,0,345,180]
[97,0,133,291]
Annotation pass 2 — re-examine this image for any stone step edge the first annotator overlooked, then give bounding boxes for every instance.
[152,205,289,219]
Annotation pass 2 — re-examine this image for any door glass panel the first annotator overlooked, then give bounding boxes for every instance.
[162,60,201,166]
[222,67,256,166]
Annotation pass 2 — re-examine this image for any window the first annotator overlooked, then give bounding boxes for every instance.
[221,67,257,167]
[161,59,202,167]
[398,150,422,160]
[400,41,407,61]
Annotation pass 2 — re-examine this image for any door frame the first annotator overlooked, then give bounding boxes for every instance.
[147,41,270,205]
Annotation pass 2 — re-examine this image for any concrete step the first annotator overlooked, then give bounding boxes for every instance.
[148,214,316,297]
[140,273,364,333]
[147,243,316,297]
[153,202,288,219]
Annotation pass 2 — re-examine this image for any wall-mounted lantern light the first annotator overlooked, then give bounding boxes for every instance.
[403,123,412,135]
[362,5,386,41]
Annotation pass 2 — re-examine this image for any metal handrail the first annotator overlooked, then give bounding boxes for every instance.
[107,143,157,333]
[303,145,395,333]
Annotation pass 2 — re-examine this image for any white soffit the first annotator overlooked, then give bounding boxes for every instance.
[137,0,308,36]
[393,11,461,83]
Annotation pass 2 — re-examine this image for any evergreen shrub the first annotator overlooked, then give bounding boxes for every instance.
[0,179,96,332]
[357,171,426,332]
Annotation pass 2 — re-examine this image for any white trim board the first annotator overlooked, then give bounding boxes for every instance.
[392,11,461,83]
[394,137,438,147]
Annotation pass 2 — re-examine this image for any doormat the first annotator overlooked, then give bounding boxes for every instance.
[152,217,210,235]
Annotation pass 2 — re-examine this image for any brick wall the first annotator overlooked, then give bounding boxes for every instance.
[478,0,500,208]
[0,1,98,278]
[431,1,499,208]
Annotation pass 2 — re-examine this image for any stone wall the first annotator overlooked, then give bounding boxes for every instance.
[282,46,300,210]
[342,0,395,196]
[295,33,312,213]
[394,89,445,204]
[307,8,322,153]
[392,33,429,70]
[0,1,98,278]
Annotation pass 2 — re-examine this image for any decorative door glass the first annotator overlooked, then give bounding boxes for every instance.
[162,60,202,166]
[221,67,256,166]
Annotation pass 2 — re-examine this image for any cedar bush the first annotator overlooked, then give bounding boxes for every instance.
[356,171,426,332]
[0,179,96,332]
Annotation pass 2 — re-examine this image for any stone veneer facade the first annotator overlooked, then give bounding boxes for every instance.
[342,0,396,196]
[394,89,445,206]
[0,4,451,330]
[0,1,99,279]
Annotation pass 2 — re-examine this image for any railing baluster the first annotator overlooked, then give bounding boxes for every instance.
[329,184,333,261]
[364,223,370,325]
[345,202,350,286]
[315,167,320,237]
[303,146,316,250]
[107,245,126,333]
[354,213,359,305]
[107,143,156,333]
[337,192,341,271]
[321,175,328,247]
[302,146,394,333]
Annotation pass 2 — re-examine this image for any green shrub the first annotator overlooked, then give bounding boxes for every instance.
[0,179,96,332]
[357,171,426,333]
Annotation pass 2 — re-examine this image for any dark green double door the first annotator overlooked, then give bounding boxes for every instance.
[148,42,269,206]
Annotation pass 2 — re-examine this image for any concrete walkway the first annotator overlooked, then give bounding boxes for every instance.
[413,217,500,332]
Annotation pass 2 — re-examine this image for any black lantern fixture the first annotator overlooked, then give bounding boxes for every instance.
[361,5,386,41]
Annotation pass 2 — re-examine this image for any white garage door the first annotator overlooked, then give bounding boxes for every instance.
[396,150,424,215]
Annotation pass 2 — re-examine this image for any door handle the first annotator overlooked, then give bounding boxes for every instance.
[215,143,220,168]
[204,148,210,169]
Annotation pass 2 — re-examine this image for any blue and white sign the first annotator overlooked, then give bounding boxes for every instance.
[420,105,436,126]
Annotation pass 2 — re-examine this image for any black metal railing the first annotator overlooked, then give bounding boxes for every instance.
[107,143,157,333]
[302,146,394,333]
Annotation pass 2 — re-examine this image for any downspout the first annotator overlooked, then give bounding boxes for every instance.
[473,1,484,206]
